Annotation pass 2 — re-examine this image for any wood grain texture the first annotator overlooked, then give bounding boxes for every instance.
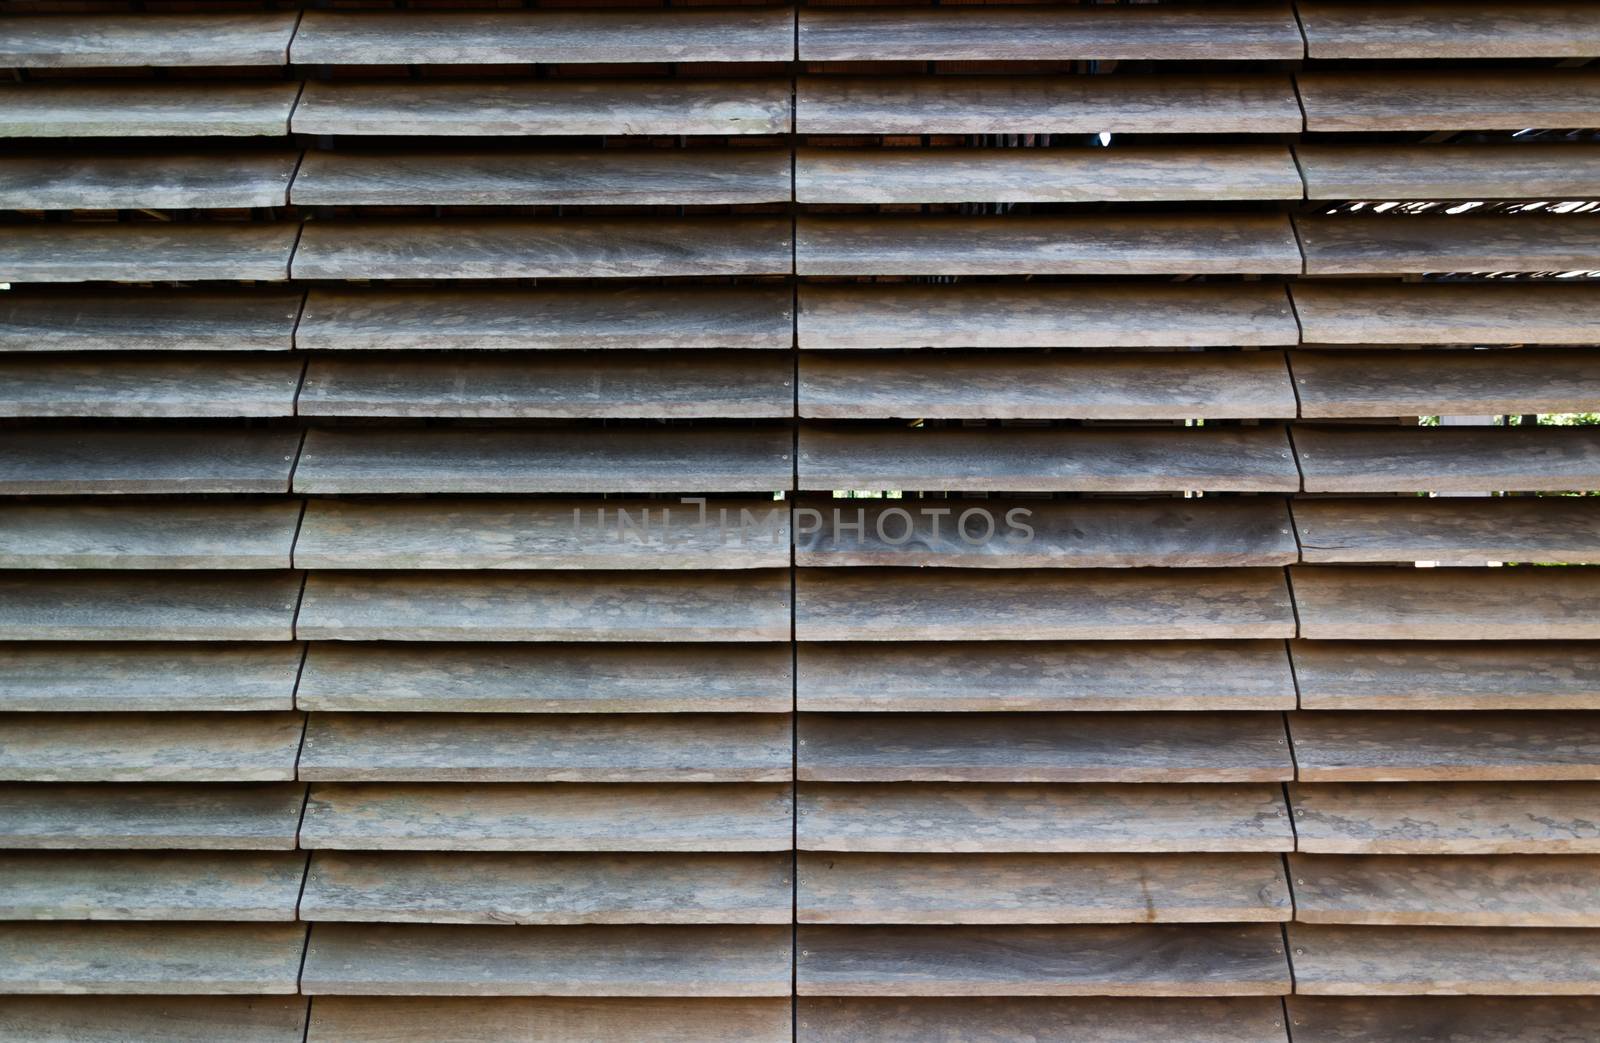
[0,83,300,137]
[0,922,307,994]
[1,223,297,283]
[306,997,789,1043]
[1293,349,1600,419]
[798,852,1291,924]
[1286,995,1600,1043]
[302,782,792,852]
[1291,282,1600,346]
[1293,566,1600,641]
[1298,70,1600,131]
[1296,216,1600,276]
[297,642,790,714]
[1,13,298,66]
[0,354,302,418]
[800,997,1292,1043]
[1289,781,1600,854]
[294,426,790,494]
[1299,1,1600,58]
[800,282,1298,349]
[292,149,789,206]
[0,712,304,783]
[1289,853,1600,928]
[0,642,302,712]
[0,291,302,352]
[1290,711,1600,782]
[1294,426,1600,494]
[798,75,1301,135]
[301,852,790,925]
[0,572,300,641]
[798,640,1296,712]
[1288,924,1600,995]
[296,570,789,642]
[1293,498,1600,565]
[0,152,296,210]
[0,996,309,1043]
[1291,640,1600,712]
[1296,144,1600,200]
[798,712,1292,783]
[0,851,307,921]
[796,145,1302,204]
[298,286,791,352]
[0,501,301,569]
[0,784,305,850]
[301,924,792,996]
[799,783,1294,853]
[797,924,1291,996]
[797,213,1302,276]
[292,219,790,280]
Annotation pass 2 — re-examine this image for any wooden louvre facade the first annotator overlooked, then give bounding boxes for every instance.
[1,1,1599,1040]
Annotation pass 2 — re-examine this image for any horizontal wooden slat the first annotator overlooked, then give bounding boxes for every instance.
[1290,711,1600,782]
[302,783,792,852]
[1289,781,1600,854]
[797,214,1302,276]
[799,712,1292,783]
[1291,640,1600,711]
[798,75,1301,135]
[307,997,788,1043]
[0,83,300,137]
[0,152,296,210]
[2,13,298,66]
[1294,426,1600,494]
[1296,144,1600,200]
[1291,282,1600,346]
[1295,565,1600,641]
[795,145,1302,204]
[2,223,297,283]
[0,501,300,569]
[1297,216,1600,276]
[1288,924,1600,995]
[0,851,307,921]
[1294,348,1600,418]
[799,783,1294,853]
[0,783,304,850]
[0,642,302,712]
[1298,1,1600,58]
[0,996,309,1043]
[302,852,790,925]
[297,570,789,642]
[1286,996,1600,1043]
[1289,853,1600,928]
[800,997,1292,1043]
[0,354,302,418]
[0,572,300,641]
[0,712,304,782]
[797,924,1291,996]
[297,642,790,714]
[799,852,1292,924]
[1298,70,1600,131]
[0,291,302,352]
[798,640,1296,712]
[0,922,306,995]
[1293,498,1600,565]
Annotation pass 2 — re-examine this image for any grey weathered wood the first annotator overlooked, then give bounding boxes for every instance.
[796,145,1302,204]
[797,214,1302,276]
[300,352,790,419]
[1298,70,1600,131]
[799,852,1292,924]
[294,426,790,494]
[801,997,1292,1043]
[0,292,302,353]
[0,784,305,850]
[302,783,792,852]
[0,923,306,994]
[0,851,307,921]
[301,852,790,925]
[1299,1,1600,58]
[802,351,1295,421]
[0,83,300,137]
[0,501,300,569]
[797,924,1291,996]
[800,425,1298,493]
[292,149,789,207]
[799,783,1294,853]
[0,996,309,1043]
[1296,145,1600,200]
[1293,565,1600,641]
[1291,640,1600,712]
[0,153,297,210]
[297,642,790,714]
[1291,711,1600,782]
[293,80,789,137]
[1291,282,1600,346]
[1288,924,1600,995]
[798,76,1301,135]
[298,286,791,352]
[306,997,788,1043]
[1293,498,1600,565]
[1294,426,1600,495]
[799,713,1293,783]
[798,640,1296,712]
[301,924,791,996]
[1286,996,1600,1043]
[0,572,300,641]
[1289,781,1600,854]
[1290,853,1600,928]
[0,355,302,418]
[1296,216,1600,276]
[0,712,304,783]
[0,642,301,712]
[296,570,789,642]
[2,223,297,283]
[1294,349,1600,419]
[801,282,1298,350]
[1,13,299,66]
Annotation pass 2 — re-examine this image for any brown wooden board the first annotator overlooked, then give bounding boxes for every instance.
[1293,426,1600,495]
[2,13,299,66]
[1289,711,1600,782]
[1289,853,1600,927]
[1291,640,1600,711]
[0,642,303,712]
[1286,996,1600,1043]
[1296,215,1600,276]
[1287,924,1600,995]
[1298,1,1600,58]
[1293,497,1600,565]
[0,851,307,921]
[0,354,302,418]
[1289,781,1600,854]
[0,996,310,1043]
[0,783,306,850]
[1290,282,1600,346]
[0,712,305,783]
[1296,144,1600,201]
[0,82,300,136]
[1291,565,1600,641]
[0,572,301,641]
[1,223,297,283]
[0,291,302,353]
[1292,349,1600,419]
[305,997,789,1043]
[0,922,308,995]
[1298,70,1600,131]
[800,997,1292,1043]
[0,152,297,210]
[0,501,301,569]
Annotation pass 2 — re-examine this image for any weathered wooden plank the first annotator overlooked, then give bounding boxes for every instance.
[294,426,790,495]
[1290,853,1600,928]
[297,642,790,714]
[0,83,300,137]
[1286,996,1600,1043]
[1294,426,1600,495]
[300,351,790,419]
[0,712,304,783]
[1298,70,1600,131]
[1299,1,1600,58]
[302,783,791,852]
[0,572,300,641]
[798,76,1301,135]
[0,152,296,210]
[1289,781,1600,854]
[2,223,297,283]
[800,425,1298,493]
[1293,565,1600,641]
[298,286,791,352]
[1293,498,1600,565]
[0,501,300,569]
[293,80,789,137]
[1296,216,1600,276]
[292,219,790,280]
[307,997,788,1043]
[0,354,302,417]
[1290,711,1600,782]
[1,13,298,66]
[1292,640,1600,712]
[0,291,302,352]
[799,713,1292,783]
[798,640,1296,712]
[797,924,1291,996]
[302,852,790,925]
[1296,144,1600,201]
[799,783,1294,853]
[301,924,791,996]
[1292,282,1600,347]
[797,214,1302,276]
[801,282,1299,349]
[1294,349,1600,419]
[0,784,304,850]
[0,996,309,1043]
[0,642,301,712]
[799,852,1292,924]
[1288,924,1600,995]
[296,570,788,642]
[0,923,306,995]
[796,145,1302,204]
[801,997,1292,1043]
[0,851,307,921]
